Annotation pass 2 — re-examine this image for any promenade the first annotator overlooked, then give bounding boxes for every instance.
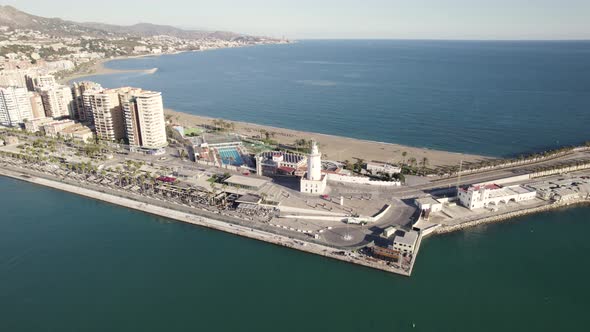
[0,166,413,277]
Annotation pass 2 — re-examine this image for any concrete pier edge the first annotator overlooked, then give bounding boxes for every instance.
[0,167,411,277]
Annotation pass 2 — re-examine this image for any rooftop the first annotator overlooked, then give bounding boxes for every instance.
[224,175,268,189]
[393,231,419,246]
[415,196,440,206]
[235,193,262,204]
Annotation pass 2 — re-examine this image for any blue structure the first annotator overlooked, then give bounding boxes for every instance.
[218,147,244,166]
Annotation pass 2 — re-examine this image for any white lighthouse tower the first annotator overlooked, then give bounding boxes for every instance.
[307,141,322,181]
[300,140,327,194]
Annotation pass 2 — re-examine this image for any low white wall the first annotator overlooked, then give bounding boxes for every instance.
[326,173,401,186]
[475,174,531,186]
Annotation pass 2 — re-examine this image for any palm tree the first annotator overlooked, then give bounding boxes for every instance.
[408,157,417,168]
[418,157,429,175]
[401,151,408,165]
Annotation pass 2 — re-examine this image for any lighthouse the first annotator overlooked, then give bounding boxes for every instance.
[307,141,322,181]
[300,140,327,194]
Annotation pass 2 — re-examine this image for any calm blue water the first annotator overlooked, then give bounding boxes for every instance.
[80,40,590,157]
[1,176,590,331]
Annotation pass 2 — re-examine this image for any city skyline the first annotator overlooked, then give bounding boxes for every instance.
[3,0,590,40]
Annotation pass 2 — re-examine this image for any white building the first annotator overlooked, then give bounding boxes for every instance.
[415,196,443,213]
[300,141,327,194]
[393,231,418,254]
[28,92,46,119]
[42,119,76,137]
[71,81,102,122]
[458,184,537,210]
[259,151,307,175]
[83,88,126,142]
[24,117,54,133]
[0,70,28,88]
[366,161,401,175]
[38,85,73,118]
[120,89,167,149]
[382,226,397,238]
[34,75,56,89]
[0,86,33,126]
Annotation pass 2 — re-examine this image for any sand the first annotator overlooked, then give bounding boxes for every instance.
[165,109,490,167]
[59,55,159,84]
[60,55,490,168]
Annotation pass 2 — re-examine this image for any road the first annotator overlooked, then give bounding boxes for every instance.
[391,150,590,198]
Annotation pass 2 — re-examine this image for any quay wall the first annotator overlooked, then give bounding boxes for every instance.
[0,167,410,277]
[435,199,590,235]
[326,173,401,186]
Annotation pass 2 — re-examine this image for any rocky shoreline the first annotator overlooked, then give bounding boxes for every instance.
[435,199,590,235]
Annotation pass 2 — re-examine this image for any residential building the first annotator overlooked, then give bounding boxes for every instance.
[71,81,102,122]
[28,92,46,119]
[41,119,76,137]
[38,85,73,118]
[83,88,126,142]
[0,86,33,126]
[119,89,167,149]
[24,117,54,133]
[0,70,28,88]
[60,123,94,142]
[34,75,56,89]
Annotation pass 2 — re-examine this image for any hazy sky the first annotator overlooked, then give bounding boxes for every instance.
[4,0,590,39]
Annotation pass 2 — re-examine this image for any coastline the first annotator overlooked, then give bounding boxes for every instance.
[59,42,293,85]
[165,109,490,167]
[435,199,590,235]
[60,47,491,168]
[0,166,411,277]
[59,54,162,84]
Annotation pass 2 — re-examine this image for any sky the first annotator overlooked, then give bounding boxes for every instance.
[4,0,590,40]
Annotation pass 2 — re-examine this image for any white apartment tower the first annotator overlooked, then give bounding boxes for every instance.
[38,85,73,118]
[0,86,34,126]
[34,75,56,89]
[71,81,102,122]
[120,89,167,149]
[28,92,46,119]
[83,89,126,142]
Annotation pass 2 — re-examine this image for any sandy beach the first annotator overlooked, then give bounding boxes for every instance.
[59,55,160,84]
[165,109,490,167]
[60,54,491,168]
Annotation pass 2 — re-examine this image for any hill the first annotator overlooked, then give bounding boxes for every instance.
[0,5,268,41]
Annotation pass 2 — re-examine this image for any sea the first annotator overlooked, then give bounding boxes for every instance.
[80,40,590,157]
[2,40,590,331]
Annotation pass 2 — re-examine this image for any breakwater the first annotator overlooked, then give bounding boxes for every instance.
[0,166,411,276]
[435,199,590,234]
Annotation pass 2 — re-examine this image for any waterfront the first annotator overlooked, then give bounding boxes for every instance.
[78,40,590,157]
[1,176,590,331]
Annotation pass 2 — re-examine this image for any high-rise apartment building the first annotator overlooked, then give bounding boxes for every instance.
[71,81,102,122]
[83,88,126,142]
[38,85,73,118]
[34,75,56,89]
[28,92,46,119]
[120,89,167,149]
[0,86,34,126]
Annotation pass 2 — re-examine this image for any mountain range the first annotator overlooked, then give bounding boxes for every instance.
[0,5,270,41]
